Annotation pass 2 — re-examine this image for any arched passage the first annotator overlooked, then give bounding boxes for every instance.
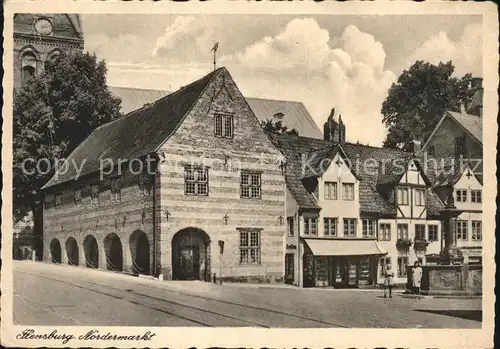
[49,238,62,264]
[129,230,150,275]
[65,237,79,266]
[83,235,99,268]
[172,228,211,281]
[104,233,123,272]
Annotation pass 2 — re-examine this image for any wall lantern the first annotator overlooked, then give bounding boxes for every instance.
[223,213,229,225]
[278,216,285,226]
[165,210,171,222]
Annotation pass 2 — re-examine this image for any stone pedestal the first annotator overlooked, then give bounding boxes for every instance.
[412,264,482,295]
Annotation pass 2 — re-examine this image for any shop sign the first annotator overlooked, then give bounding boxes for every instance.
[286,244,297,250]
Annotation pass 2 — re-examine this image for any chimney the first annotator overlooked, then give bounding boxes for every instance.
[338,115,346,144]
[323,108,337,142]
[470,77,483,89]
[408,140,422,155]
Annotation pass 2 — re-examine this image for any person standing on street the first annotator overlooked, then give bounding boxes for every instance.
[384,264,395,298]
[412,261,423,299]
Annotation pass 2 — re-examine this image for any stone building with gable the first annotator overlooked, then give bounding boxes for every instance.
[42,67,287,282]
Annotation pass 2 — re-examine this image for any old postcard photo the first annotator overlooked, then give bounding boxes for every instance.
[1,1,497,347]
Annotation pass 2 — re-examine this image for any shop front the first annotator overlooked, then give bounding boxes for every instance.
[302,239,387,288]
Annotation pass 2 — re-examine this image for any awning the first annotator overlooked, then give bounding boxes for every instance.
[304,239,387,256]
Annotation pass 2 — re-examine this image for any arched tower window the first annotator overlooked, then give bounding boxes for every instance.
[21,51,37,86]
[47,49,61,62]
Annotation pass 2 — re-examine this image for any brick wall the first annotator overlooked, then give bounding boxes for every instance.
[157,69,287,283]
[43,166,155,274]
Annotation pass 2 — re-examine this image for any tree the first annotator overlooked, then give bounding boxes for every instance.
[13,51,122,258]
[381,61,478,149]
[261,112,299,136]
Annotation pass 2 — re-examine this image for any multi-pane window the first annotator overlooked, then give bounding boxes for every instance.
[287,217,294,237]
[304,217,318,236]
[415,224,426,241]
[454,135,466,158]
[397,187,409,205]
[324,182,338,200]
[324,217,338,237]
[91,185,100,206]
[397,256,408,277]
[456,220,468,240]
[240,172,261,199]
[379,257,392,276]
[239,230,260,264]
[471,190,482,203]
[214,114,234,138]
[111,178,122,202]
[342,183,354,200]
[138,174,153,196]
[379,223,391,241]
[397,224,409,240]
[55,192,63,207]
[362,219,376,238]
[415,188,426,206]
[74,189,82,205]
[343,218,357,237]
[456,189,467,202]
[184,166,208,196]
[428,225,439,242]
[472,221,482,241]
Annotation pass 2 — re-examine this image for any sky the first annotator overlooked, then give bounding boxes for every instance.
[82,14,482,146]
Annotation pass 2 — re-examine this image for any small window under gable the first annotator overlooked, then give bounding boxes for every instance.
[214,113,234,139]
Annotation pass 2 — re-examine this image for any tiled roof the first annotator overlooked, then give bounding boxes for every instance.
[269,132,445,215]
[447,111,482,144]
[43,68,222,189]
[467,88,483,114]
[109,88,323,139]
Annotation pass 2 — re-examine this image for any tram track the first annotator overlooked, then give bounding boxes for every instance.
[18,268,348,328]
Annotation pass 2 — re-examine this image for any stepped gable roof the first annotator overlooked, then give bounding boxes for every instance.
[43,68,223,189]
[109,88,322,139]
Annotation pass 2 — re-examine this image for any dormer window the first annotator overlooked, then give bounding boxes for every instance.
[415,188,426,206]
[214,114,233,138]
[471,190,482,203]
[342,183,354,200]
[456,189,467,202]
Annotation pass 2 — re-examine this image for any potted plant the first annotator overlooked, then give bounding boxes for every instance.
[414,239,429,251]
[396,238,413,250]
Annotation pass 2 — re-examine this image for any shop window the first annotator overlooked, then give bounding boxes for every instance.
[397,256,408,277]
[471,190,482,203]
[472,221,482,241]
[415,224,426,240]
[456,220,468,240]
[239,230,260,264]
[379,223,391,241]
[324,182,337,200]
[240,171,261,199]
[428,225,439,241]
[304,217,318,236]
[362,219,375,238]
[324,217,337,236]
[285,253,294,282]
[343,218,356,237]
[184,166,208,196]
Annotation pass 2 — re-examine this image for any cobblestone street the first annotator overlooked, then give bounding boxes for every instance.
[13,261,481,328]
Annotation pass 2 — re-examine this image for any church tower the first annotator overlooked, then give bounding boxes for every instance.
[13,14,84,90]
